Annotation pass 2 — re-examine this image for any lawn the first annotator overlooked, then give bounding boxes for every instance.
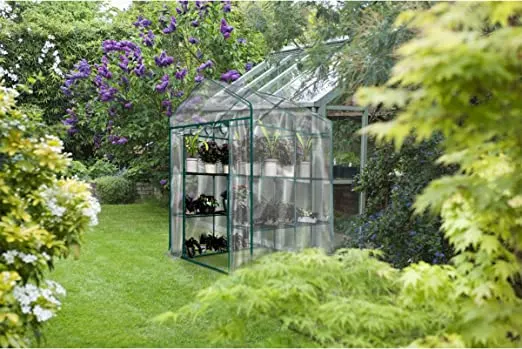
[41,202,311,348]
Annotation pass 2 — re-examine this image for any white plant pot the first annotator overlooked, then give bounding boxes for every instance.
[299,161,311,178]
[298,216,317,224]
[253,163,262,176]
[223,165,229,174]
[204,163,217,174]
[281,165,294,177]
[238,161,251,175]
[264,159,278,177]
[186,158,198,173]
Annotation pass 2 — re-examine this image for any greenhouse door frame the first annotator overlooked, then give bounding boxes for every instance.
[320,104,368,215]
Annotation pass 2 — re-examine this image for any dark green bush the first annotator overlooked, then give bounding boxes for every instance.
[94,176,136,204]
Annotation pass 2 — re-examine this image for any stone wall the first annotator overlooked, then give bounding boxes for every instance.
[135,181,162,199]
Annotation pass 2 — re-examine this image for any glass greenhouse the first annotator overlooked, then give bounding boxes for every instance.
[169,80,334,273]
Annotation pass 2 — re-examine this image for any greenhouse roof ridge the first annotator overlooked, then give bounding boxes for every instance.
[230,38,347,108]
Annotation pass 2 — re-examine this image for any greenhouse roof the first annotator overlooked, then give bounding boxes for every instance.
[229,37,348,108]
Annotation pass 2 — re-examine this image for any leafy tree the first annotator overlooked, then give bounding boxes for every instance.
[157,249,451,347]
[0,1,123,133]
[63,1,265,183]
[356,2,522,346]
[0,84,100,347]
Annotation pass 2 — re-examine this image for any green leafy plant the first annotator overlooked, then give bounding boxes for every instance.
[335,151,360,166]
[185,129,202,158]
[296,132,313,162]
[156,249,450,347]
[94,176,136,204]
[87,158,119,179]
[355,2,522,346]
[259,122,280,160]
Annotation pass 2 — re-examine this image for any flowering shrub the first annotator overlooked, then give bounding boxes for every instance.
[0,85,100,347]
[62,1,265,182]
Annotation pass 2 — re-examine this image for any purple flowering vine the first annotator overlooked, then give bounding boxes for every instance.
[175,68,188,80]
[162,16,177,34]
[133,16,152,28]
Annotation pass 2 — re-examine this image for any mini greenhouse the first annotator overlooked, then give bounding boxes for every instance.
[169,80,333,273]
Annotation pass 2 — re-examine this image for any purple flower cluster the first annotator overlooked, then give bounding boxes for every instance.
[154,51,174,67]
[63,108,79,135]
[108,135,128,145]
[237,38,246,44]
[220,19,234,39]
[102,40,139,54]
[61,59,91,96]
[133,16,152,28]
[191,20,199,27]
[222,0,231,13]
[220,69,240,82]
[188,37,199,44]
[245,62,253,71]
[99,84,118,102]
[195,74,204,83]
[140,30,155,47]
[196,60,213,72]
[160,179,168,186]
[179,0,188,13]
[118,55,129,72]
[162,16,177,34]
[156,74,170,93]
[162,99,173,117]
[175,68,188,80]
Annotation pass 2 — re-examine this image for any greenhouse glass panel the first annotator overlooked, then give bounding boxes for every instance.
[169,80,333,273]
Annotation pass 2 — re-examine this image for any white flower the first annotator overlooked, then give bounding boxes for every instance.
[2,250,18,264]
[53,50,59,56]
[46,280,66,296]
[82,196,101,226]
[27,27,31,32]
[19,253,38,264]
[18,38,22,43]
[42,252,51,261]
[15,63,19,69]
[33,305,54,322]
[47,34,55,40]
[21,305,31,314]
[38,57,43,64]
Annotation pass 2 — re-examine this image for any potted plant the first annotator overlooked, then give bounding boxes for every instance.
[195,194,219,214]
[334,151,360,178]
[220,143,229,174]
[259,122,280,176]
[297,207,317,224]
[277,138,295,177]
[184,129,202,173]
[198,140,220,173]
[296,133,313,178]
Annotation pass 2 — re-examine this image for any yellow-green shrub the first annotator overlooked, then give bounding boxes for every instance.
[0,85,100,347]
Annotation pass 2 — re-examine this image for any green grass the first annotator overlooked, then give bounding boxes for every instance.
[41,202,310,348]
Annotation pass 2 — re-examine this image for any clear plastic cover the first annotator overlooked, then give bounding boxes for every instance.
[170,80,333,273]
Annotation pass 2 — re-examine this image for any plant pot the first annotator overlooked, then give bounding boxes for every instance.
[186,158,198,173]
[238,161,251,176]
[253,162,262,176]
[264,159,278,176]
[299,161,311,178]
[204,163,217,174]
[223,164,229,174]
[334,165,358,178]
[298,216,317,224]
[281,165,294,177]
